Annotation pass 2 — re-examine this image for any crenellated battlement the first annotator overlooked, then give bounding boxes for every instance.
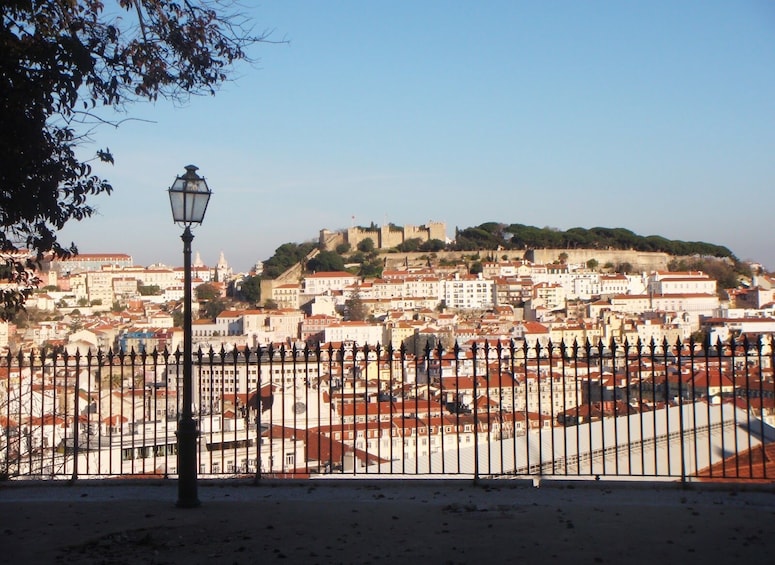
[320,221,447,251]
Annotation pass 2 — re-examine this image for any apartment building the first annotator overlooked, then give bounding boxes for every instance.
[272,283,301,309]
[176,355,323,415]
[532,282,566,311]
[648,271,717,295]
[442,273,495,310]
[324,321,385,345]
[303,271,359,296]
[49,253,133,274]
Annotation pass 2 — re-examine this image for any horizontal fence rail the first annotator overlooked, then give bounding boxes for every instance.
[1,336,774,482]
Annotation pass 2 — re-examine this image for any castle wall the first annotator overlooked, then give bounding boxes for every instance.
[346,227,381,250]
[321,222,449,251]
[380,225,405,249]
[526,249,669,272]
[319,229,345,251]
[427,221,447,242]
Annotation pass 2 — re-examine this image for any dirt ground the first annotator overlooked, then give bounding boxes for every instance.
[1,479,774,564]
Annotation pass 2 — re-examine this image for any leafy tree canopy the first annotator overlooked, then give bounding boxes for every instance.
[307,250,345,273]
[420,238,446,252]
[357,238,375,253]
[239,274,261,303]
[195,282,220,301]
[358,259,383,278]
[138,284,161,296]
[262,242,317,279]
[668,257,750,293]
[396,238,422,252]
[200,297,227,320]
[447,222,736,260]
[335,242,351,255]
[344,286,368,321]
[0,1,268,317]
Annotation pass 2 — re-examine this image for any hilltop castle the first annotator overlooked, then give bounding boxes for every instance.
[320,221,447,251]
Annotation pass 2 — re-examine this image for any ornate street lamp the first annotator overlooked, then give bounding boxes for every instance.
[168,164,211,508]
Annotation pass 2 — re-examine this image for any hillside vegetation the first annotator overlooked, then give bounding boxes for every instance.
[452,223,735,258]
[257,223,751,288]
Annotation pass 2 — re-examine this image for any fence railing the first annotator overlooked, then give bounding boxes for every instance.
[2,336,774,482]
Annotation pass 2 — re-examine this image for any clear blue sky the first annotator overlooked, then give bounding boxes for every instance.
[61,0,775,272]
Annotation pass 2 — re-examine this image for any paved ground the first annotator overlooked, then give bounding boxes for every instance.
[1,478,775,564]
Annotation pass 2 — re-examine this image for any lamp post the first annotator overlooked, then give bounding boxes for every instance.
[168,164,211,508]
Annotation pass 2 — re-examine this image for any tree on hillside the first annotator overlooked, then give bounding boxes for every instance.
[344,286,368,322]
[201,297,227,320]
[0,1,270,318]
[668,257,749,294]
[420,239,446,252]
[335,242,351,255]
[240,275,262,303]
[358,259,382,278]
[262,242,317,279]
[195,283,220,301]
[138,284,162,296]
[396,238,422,252]
[357,238,375,254]
[307,251,345,273]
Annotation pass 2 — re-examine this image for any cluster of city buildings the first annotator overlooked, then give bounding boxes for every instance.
[4,249,775,358]
[2,249,775,478]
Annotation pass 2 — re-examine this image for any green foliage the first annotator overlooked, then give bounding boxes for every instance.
[420,239,446,252]
[307,251,346,272]
[357,238,375,253]
[262,242,317,279]
[396,238,422,252]
[586,258,599,270]
[469,261,483,275]
[0,1,265,317]
[359,260,383,278]
[240,275,261,303]
[668,257,750,292]
[195,283,220,301]
[138,284,161,296]
[348,251,366,264]
[448,223,740,259]
[201,298,227,320]
[335,242,352,254]
[344,287,368,321]
[1,306,46,328]
[452,226,503,250]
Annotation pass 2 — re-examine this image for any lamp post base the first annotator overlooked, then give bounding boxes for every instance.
[176,417,200,508]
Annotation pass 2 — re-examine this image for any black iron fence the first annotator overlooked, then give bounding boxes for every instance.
[2,337,774,482]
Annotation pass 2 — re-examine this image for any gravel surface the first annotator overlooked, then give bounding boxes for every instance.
[2,479,774,564]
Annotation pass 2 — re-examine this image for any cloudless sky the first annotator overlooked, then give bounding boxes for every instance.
[60,0,775,272]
